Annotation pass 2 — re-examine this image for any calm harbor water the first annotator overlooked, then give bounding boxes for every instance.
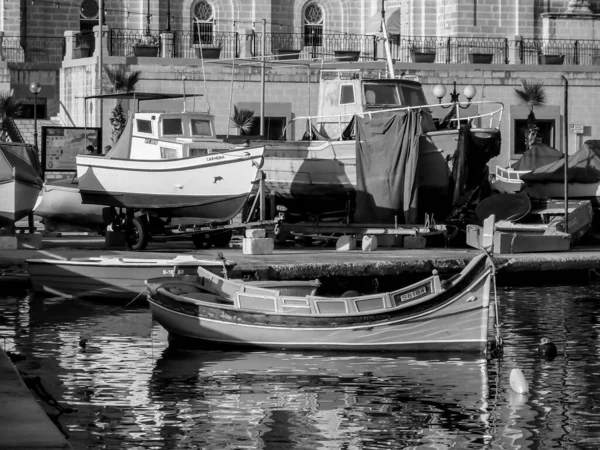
[1,283,600,449]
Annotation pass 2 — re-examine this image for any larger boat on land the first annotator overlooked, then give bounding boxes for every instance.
[0,142,43,228]
[146,252,496,353]
[76,110,265,249]
[243,69,504,224]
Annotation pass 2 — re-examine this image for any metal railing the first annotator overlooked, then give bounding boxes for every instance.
[109,29,239,59]
[287,100,505,141]
[263,32,378,61]
[1,35,65,64]
[5,31,600,66]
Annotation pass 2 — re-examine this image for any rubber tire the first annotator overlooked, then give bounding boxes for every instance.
[125,217,149,251]
[192,233,211,249]
[211,230,233,248]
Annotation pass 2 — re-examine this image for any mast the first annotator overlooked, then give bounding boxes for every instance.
[380,0,395,79]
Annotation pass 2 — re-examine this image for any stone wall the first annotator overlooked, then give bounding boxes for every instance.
[59,56,600,172]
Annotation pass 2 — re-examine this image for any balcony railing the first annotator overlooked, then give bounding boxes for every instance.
[5,31,600,66]
[1,35,65,64]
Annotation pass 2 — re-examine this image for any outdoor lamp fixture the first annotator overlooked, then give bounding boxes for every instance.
[433,81,476,108]
[29,81,41,151]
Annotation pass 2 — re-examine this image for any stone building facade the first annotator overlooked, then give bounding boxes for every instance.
[2,0,600,171]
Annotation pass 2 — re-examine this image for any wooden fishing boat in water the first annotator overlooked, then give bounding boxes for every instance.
[26,254,236,300]
[146,252,495,353]
[0,142,43,228]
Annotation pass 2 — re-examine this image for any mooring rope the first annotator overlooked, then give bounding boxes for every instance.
[481,248,503,355]
[22,374,74,437]
[124,289,146,308]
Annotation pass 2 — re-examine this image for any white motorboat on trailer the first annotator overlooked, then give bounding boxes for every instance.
[77,110,265,249]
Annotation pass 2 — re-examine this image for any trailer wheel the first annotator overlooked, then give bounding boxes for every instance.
[211,230,233,248]
[192,233,210,249]
[125,217,149,251]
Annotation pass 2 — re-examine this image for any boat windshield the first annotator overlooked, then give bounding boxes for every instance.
[191,119,212,137]
[399,84,428,107]
[163,118,184,136]
[363,83,401,106]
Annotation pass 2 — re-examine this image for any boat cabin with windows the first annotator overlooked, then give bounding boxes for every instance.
[127,111,236,160]
[316,70,430,138]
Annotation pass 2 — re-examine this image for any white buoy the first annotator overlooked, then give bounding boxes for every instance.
[509,368,529,394]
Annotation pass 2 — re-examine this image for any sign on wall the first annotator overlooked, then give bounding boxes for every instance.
[569,123,584,134]
[41,127,102,173]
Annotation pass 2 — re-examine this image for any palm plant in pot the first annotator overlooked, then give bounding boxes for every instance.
[229,106,255,136]
[514,80,547,152]
[0,91,24,142]
[103,66,142,144]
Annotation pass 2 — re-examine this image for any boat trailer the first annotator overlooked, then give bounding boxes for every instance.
[105,175,281,251]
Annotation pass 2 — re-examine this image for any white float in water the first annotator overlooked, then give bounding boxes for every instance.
[510,368,529,394]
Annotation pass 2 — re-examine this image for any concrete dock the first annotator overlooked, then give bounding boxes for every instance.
[0,349,72,449]
[1,234,600,283]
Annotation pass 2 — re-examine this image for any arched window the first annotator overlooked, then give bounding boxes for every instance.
[193,1,215,45]
[304,3,323,47]
[79,0,98,49]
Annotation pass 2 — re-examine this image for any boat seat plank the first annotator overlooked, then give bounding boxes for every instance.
[181,292,230,305]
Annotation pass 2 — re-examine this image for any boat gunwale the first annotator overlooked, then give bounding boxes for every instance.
[146,253,492,324]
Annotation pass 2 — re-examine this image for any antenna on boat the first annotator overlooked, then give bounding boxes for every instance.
[226,54,237,138]
[182,75,186,112]
[380,0,395,79]
[195,18,211,114]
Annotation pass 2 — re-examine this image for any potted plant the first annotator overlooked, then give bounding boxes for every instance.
[334,50,361,62]
[229,106,255,135]
[538,54,565,65]
[73,32,92,58]
[73,42,92,59]
[133,34,159,57]
[537,45,564,65]
[410,45,436,63]
[469,52,494,64]
[274,48,301,60]
[194,43,222,59]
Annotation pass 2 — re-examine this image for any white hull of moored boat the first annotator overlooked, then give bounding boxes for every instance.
[0,179,41,226]
[76,146,264,220]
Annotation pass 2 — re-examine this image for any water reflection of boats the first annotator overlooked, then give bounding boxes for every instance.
[146,252,495,352]
[149,348,490,449]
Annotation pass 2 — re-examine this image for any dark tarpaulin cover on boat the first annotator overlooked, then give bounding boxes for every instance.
[521,139,600,183]
[104,113,134,159]
[450,124,501,206]
[511,142,564,171]
[353,110,422,224]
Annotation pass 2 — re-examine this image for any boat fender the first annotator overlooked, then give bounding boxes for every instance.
[509,368,529,394]
[538,337,558,360]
